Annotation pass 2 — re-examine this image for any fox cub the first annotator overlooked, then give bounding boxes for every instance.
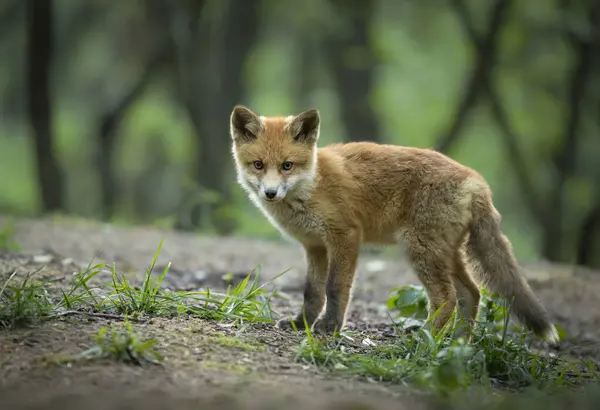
[229,105,558,344]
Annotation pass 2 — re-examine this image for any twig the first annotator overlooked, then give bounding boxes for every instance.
[48,310,147,322]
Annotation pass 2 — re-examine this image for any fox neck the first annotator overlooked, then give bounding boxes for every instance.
[286,174,316,203]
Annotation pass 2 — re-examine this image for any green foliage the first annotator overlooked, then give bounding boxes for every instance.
[0,135,38,216]
[386,284,530,336]
[296,285,598,396]
[0,219,21,251]
[386,284,428,320]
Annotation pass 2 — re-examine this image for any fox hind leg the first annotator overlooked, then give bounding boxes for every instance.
[404,235,458,333]
[450,247,481,339]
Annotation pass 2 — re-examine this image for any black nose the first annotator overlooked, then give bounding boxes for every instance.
[265,189,277,199]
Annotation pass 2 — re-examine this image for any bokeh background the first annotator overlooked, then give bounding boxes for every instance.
[1,0,599,267]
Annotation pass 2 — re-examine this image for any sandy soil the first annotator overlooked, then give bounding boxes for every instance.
[1,215,600,409]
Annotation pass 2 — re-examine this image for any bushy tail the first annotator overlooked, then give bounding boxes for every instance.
[466,191,559,344]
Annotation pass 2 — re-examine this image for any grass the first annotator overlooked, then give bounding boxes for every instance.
[295,285,599,396]
[47,319,164,367]
[0,239,282,329]
[87,319,163,365]
[0,268,54,328]
[207,332,264,352]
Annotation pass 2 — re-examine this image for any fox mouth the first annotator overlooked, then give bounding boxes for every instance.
[262,196,284,203]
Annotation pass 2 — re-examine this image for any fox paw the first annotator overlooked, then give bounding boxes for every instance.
[275,318,306,331]
[312,317,343,335]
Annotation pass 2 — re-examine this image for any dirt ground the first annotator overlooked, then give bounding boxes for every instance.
[2,215,600,409]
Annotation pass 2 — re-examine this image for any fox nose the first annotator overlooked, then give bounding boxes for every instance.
[264,189,277,199]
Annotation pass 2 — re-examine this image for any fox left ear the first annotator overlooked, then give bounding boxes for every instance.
[289,109,320,144]
[230,105,263,143]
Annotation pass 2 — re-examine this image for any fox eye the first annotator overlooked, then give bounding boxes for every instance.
[282,161,293,171]
[253,160,264,170]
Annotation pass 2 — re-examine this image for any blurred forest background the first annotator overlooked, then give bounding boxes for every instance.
[1,0,599,268]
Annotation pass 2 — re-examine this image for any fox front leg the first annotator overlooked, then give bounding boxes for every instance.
[312,231,360,335]
[276,245,328,330]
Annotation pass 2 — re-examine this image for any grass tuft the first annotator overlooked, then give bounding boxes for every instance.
[86,319,164,365]
[0,268,53,328]
[107,239,172,316]
[48,319,163,367]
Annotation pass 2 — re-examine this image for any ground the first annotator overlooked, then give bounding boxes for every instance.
[1,215,600,409]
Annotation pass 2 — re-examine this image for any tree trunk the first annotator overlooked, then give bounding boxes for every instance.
[97,45,169,221]
[197,0,261,234]
[173,0,260,234]
[576,202,600,267]
[26,0,63,212]
[326,0,381,143]
[541,1,600,262]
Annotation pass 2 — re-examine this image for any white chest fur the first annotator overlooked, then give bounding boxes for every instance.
[254,196,324,246]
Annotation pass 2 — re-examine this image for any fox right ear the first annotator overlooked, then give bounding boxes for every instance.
[230,105,262,143]
[289,108,320,144]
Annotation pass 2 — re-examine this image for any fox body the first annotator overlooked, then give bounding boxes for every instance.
[229,105,558,343]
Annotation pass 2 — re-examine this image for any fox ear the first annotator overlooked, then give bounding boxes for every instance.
[289,109,320,144]
[230,105,262,143]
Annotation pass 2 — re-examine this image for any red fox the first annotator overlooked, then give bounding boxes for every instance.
[229,105,559,344]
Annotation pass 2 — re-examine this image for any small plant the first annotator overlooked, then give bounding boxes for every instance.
[0,269,53,328]
[179,267,287,322]
[58,260,107,311]
[52,319,163,366]
[88,319,163,365]
[107,239,172,315]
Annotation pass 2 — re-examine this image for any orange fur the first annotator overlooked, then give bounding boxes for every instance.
[229,105,559,344]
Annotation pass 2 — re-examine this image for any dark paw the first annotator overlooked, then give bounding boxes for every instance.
[312,317,343,335]
[275,318,306,331]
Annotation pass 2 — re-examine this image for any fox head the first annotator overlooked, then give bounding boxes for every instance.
[229,105,320,203]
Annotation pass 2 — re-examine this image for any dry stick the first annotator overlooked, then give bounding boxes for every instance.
[49,310,147,322]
